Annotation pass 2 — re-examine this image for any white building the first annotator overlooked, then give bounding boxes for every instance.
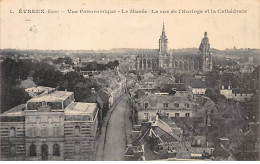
[220,86,254,102]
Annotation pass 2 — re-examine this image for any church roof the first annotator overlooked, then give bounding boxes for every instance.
[136,49,159,57]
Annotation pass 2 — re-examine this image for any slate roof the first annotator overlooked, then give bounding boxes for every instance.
[0,104,26,116]
[131,119,182,147]
[161,83,187,92]
[154,119,182,142]
[20,79,37,89]
[27,91,73,102]
[138,92,191,108]
[185,78,206,88]
[154,76,175,85]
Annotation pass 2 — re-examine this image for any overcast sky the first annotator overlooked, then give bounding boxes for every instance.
[1,0,259,50]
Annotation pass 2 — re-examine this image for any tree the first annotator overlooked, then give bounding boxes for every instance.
[114,60,119,68]
[53,57,73,65]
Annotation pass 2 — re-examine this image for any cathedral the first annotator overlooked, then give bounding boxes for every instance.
[136,23,213,73]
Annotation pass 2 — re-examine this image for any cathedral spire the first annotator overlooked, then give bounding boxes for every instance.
[162,22,165,36]
[159,22,168,53]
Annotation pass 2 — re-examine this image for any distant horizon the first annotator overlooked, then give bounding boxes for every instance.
[0,46,259,52]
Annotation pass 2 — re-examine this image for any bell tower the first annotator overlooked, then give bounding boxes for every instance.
[159,23,168,54]
[199,32,212,72]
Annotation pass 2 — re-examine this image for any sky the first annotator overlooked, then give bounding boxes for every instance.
[0,0,259,50]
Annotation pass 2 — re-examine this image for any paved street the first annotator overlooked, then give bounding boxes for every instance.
[102,95,132,161]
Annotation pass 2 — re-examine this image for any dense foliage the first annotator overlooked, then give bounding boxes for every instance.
[1,58,101,113]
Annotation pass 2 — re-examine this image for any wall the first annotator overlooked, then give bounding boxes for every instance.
[138,109,193,124]
[0,121,25,160]
[24,110,65,161]
[220,89,233,99]
[192,88,206,95]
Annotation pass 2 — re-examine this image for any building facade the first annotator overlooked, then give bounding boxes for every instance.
[136,23,213,73]
[220,86,254,102]
[133,91,197,124]
[0,91,99,161]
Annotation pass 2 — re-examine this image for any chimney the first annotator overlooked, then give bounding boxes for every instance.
[91,88,97,103]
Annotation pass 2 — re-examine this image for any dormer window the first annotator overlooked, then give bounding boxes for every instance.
[164,101,169,108]
[174,102,179,108]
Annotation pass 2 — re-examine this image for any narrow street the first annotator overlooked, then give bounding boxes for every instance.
[102,95,132,160]
[95,94,133,161]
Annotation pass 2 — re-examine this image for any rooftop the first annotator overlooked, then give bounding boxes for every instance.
[27,91,73,103]
[20,78,37,89]
[0,104,26,116]
[65,102,97,115]
[185,78,206,88]
[161,83,187,92]
[138,92,192,107]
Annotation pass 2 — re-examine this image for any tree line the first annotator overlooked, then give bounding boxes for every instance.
[0,58,101,113]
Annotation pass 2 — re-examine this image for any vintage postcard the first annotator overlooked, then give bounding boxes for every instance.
[0,0,259,161]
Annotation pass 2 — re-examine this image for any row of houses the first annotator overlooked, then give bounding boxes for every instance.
[125,78,236,160]
[93,69,136,108]
[124,115,216,160]
[137,72,207,95]
[220,85,255,102]
[128,88,221,125]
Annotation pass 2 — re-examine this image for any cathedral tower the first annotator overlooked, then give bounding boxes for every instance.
[159,23,168,53]
[199,32,212,72]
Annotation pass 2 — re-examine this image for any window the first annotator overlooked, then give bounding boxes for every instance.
[144,102,149,109]
[53,144,60,156]
[42,101,47,108]
[174,102,179,108]
[75,142,80,154]
[9,127,16,137]
[164,101,169,108]
[10,144,16,155]
[32,126,36,137]
[185,113,190,117]
[144,113,149,120]
[29,144,37,156]
[75,125,80,136]
[175,113,180,117]
[41,127,48,137]
[53,127,60,137]
[185,102,190,109]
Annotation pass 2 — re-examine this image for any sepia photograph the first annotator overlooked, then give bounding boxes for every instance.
[0,0,259,161]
